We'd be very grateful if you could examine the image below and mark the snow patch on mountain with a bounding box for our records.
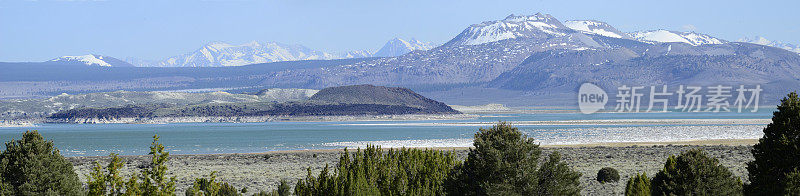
[50,55,133,67]
[374,38,434,57]
[564,20,628,39]
[339,50,374,58]
[738,36,800,54]
[629,30,726,46]
[130,41,338,67]
[446,13,571,46]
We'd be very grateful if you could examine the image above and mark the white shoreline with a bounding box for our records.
[338,118,771,126]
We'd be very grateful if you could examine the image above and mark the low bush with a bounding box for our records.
[253,180,291,196]
[596,167,620,183]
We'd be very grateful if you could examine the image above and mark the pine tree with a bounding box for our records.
[0,130,84,195]
[87,153,126,196]
[294,146,457,195]
[140,135,176,196]
[624,172,650,196]
[445,122,582,196]
[784,170,800,196]
[746,92,800,195]
[651,149,742,195]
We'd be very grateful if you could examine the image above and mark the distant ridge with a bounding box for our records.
[50,54,134,67]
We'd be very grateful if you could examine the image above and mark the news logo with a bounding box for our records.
[578,83,607,114]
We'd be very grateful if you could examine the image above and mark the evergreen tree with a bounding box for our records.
[140,135,176,196]
[295,146,457,195]
[0,172,12,196]
[746,92,800,195]
[624,172,650,196]
[651,149,742,196]
[0,130,84,195]
[536,152,582,195]
[87,153,126,196]
[273,180,291,196]
[785,170,800,196]
[445,122,581,196]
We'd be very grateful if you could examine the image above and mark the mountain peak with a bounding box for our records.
[564,20,629,39]
[629,30,726,46]
[446,13,571,46]
[738,36,800,54]
[49,54,133,67]
[374,37,434,57]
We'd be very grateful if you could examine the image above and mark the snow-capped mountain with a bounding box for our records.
[130,41,338,67]
[738,36,800,54]
[373,38,434,57]
[629,30,726,46]
[49,54,134,67]
[445,13,573,46]
[340,50,374,58]
[563,20,630,39]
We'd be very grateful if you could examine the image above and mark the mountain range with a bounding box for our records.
[5,12,800,107]
[738,36,800,54]
[50,38,435,67]
[49,55,135,67]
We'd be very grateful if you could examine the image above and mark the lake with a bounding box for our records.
[0,110,775,156]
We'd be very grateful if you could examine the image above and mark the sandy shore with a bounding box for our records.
[68,140,756,195]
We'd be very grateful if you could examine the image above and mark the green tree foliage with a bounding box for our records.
[140,135,177,196]
[87,153,127,196]
[0,170,12,196]
[87,135,175,196]
[185,171,241,196]
[596,167,620,183]
[252,180,290,196]
[294,146,457,196]
[785,170,800,196]
[746,92,800,195]
[445,122,581,196]
[624,172,651,196]
[0,130,83,195]
[651,149,742,196]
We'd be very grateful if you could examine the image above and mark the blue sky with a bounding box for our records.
[1,0,798,62]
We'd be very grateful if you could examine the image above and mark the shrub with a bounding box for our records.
[253,180,291,196]
[746,92,800,195]
[294,145,457,196]
[596,167,620,183]
[624,172,650,196]
[651,149,742,196]
[186,171,223,196]
[0,130,84,195]
[445,122,581,195]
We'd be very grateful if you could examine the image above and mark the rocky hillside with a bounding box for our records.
[42,85,459,122]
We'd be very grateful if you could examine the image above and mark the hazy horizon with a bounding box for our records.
[1,0,798,62]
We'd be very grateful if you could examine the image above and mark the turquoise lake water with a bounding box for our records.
[0,110,775,156]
